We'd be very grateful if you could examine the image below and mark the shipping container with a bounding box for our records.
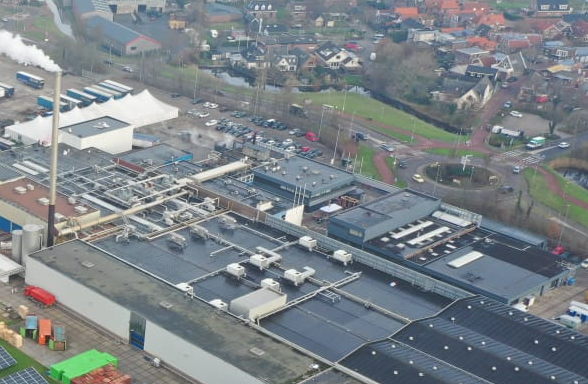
[0,82,15,97]
[16,71,45,89]
[83,87,112,103]
[66,88,97,106]
[102,79,134,95]
[60,94,84,109]
[92,84,124,99]
[99,80,132,96]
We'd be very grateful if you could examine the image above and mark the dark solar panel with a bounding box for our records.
[0,367,49,384]
[0,346,16,371]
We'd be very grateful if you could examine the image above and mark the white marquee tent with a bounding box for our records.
[5,90,179,146]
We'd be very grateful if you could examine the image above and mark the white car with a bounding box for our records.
[510,110,523,118]
[412,174,425,183]
[282,138,293,146]
[207,102,219,109]
[581,259,588,269]
[380,143,394,152]
[198,112,210,118]
[205,119,218,126]
[558,142,571,149]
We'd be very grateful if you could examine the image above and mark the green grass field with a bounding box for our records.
[298,92,458,143]
[355,145,380,180]
[525,167,588,228]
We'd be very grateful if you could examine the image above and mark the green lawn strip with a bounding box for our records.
[525,168,588,228]
[298,92,458,142]
[385,156,408,188]
[425,148,486,158]
[546,168,588,206]
[32,15,65,39]
[355,145,381,180]
[0,339,59,383]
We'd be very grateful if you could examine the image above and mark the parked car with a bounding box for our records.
[512,166,521,174]
[198,112,210,118]
[380,143,394,152]
[122,66,134,73]
[558,142,571,149]
[412,174,425,183]
[509,110,522,118]
[551,246,565,255]
[503,101,512,109]
[499,185,514,194]
[192,98,203,104]
[205,119,219,126]
[170,93,182,98]
[581,259,588,268]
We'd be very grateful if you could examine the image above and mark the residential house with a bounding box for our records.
[246,1,278,20]
[497,33,543,53]
[454,47,489,64]
[273,54,298,72]
[431,76,494,109]
[288,3,306,23]
[467,37,497,51]
[242,41,270,70]
[290,47,317,72]
[476,13,506,30]
[314,41,362,71]
[534,0,572,17]
[395,7,419,21]
[572,20,588,42]
[465,65,498,81]
[533,19,571,39]
[412,29,437,44]
[474,24,492,37]
[543,44,575,60]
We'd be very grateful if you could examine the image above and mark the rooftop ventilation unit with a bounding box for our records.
[93,121,110,129]
[189,225,209,240]
[81,260,95,268]
[13,186,27,194]
[209,299,228,310]
[249,253,282,270]
[74,205,88,214]
[331,250,353,266]
[37,197,50,206]
[54,213,66,222]
[167,233,187,251]
[175,282,194,295]
[284,266,315,286]
[298,236,317,251]
[159,301,173,309]
[261,278,280,292]
[26,184,35,190]
[67,197,76,205]
[226,263,246,278]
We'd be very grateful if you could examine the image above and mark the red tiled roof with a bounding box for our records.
[440,0,459,10]
[478,13,506,26]
[467,37,498,51]
[441,27,465,33]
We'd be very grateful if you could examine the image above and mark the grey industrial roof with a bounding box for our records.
[30,240,314,383]
[117,143,196,168]
[86,16,159,46]
[205,2,243,16]
[481,217,546,246]
[61,116,129,138]
[0,164,22,183]
[331,190,437,229]
[341,296,588,384]
[252,156,354,193]
[73,0,111,15]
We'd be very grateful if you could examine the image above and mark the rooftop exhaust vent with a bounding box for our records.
[26,184,35,190]
[37,197,50,206]
[159,301,173,309]
[81,260,95,268]
[93,121,110,129]
[75,205,88,214]
[13,186,27,194]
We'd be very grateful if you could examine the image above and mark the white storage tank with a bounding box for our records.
[22,224,43,265]
[261,278,280,292]
[209,299,228,310]
[298,236,317,251]
[11,230,22,264]
[332,250,353,266]
[226,263,246,278]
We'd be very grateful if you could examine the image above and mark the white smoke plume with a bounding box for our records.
[0,30,61,72]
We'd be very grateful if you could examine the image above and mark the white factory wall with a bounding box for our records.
[0,200,46,235]
[25,257,131,339]
[143,321,264,384]
[60,125,134,154]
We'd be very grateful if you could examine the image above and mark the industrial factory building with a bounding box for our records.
[86,16,162,55]
[328,191,574,305]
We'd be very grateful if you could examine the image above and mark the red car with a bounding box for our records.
[551,246,564,255]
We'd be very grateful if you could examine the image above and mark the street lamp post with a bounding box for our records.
[331,124,342,165]
[410,117,416,143]
[318,105,326,139]
[557,204,571,247]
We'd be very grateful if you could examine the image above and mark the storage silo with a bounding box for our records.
[22,224,43,265]
[11,230,22,264]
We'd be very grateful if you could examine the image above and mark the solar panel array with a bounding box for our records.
[0,346,16,371]
[0,367,49,384]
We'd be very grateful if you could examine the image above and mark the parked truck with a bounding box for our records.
[24,286,56,307]
[37,96,69,112]
[16,71,45,89]
[0,82,15,97]
[526,136,546,149]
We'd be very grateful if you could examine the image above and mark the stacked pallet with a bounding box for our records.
[2,328,14,341]
[9,332,22,348]
[17,305,28,319]
[71,364,131,384]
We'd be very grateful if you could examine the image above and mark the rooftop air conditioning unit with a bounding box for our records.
[74,205,88,214]
[54,213,66,222]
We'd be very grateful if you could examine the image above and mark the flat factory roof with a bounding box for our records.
[60,116,130,138]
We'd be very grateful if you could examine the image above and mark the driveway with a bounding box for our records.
[501,112,550,137]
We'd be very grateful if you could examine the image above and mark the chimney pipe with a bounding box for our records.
[47,70,61,247]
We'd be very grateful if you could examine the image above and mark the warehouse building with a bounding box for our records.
[86,16,162,56]
[72,0,113,21]
[60,116,133,154]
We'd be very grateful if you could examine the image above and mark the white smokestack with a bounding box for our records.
[0,30,60,72]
